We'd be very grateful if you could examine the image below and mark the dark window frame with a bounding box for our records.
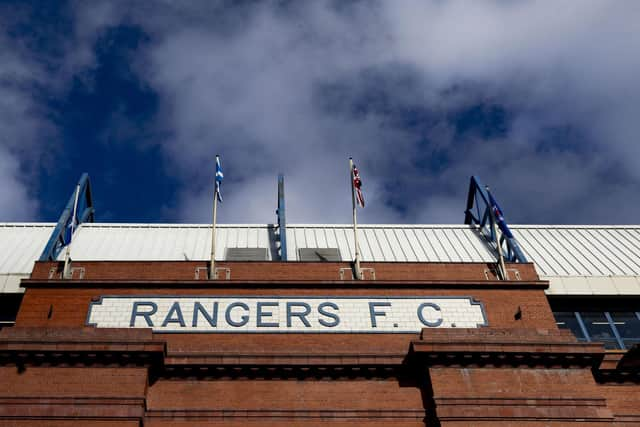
[554,309,640,350]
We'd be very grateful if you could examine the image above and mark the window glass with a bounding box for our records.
[549,299,640,350]
[610,312,640,349]
[622,339,640,349]
[0,294,23,329]
[610,312,640,338]
[553,312,587,341]
[580,312,620,349]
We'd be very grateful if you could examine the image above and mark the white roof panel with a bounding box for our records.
[4,223,640,297]
[48,223,500,264]
[509,225,640,277]
[0,223,54,275]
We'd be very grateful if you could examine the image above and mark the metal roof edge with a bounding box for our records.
[0,223,56,227]
[74,223,491,229]
[75,223,640,229]
[3,222,640,229]
[510,225,640,229]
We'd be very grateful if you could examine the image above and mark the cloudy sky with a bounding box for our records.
[1,0,639,225]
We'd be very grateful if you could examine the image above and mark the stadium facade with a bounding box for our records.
[0,177,639,426]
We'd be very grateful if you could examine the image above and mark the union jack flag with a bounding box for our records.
[352,164,364,208]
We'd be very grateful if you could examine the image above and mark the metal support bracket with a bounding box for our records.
[340,267,375,280]
[48,266,85,280]
[194,266,209,280]
[484,267,521,281]
[214,267,231,280]
[464,175,527,263]
[196,266,230,280]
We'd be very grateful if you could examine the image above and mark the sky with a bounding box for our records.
[1,0,640,225]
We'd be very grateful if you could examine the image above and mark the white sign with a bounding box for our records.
[87,296,487,333]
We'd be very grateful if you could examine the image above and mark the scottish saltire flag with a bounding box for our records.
[352,163,365,208]
[64,190,79,245]
[488,192,514,239]
[215,156,224,202]
[64,215,77,245]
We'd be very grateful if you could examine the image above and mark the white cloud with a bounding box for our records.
[3,1,640,225]
[126,0,640,224]
[139,2,405,223]
[0,29,47,220]
[0,146,38,221]
[0,1,122,221]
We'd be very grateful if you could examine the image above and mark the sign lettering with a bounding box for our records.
[87,296,487,333]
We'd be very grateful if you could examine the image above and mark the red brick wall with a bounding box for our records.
[430,367,614,424]
[1,260,637,425]
[144,420,423,427]
[0,367,148,422]
[0,422,139,427]
[30,260,541,282]
[0,367,147,398]
[598,384,640,424]
[146,378,424,414]
[15,287,557,361]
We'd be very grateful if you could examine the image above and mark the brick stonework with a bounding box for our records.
[0,260,637,426]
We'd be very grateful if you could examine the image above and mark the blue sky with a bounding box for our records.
[1,0,640,225]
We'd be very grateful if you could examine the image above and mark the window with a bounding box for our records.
[610,311,640,349]
[550,298,640,350]
[579,312,620,350]
[554,311,588,342]
[0,293,23,329]
[552,309,640,350]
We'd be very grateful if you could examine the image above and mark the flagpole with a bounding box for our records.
[63,184,80,279]
[486,186,508,280]
[349,157,362,280]
[209,155,220,280]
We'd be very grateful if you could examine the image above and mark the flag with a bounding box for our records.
[352,163,365,208]
[64,188,80,245]
[215,156,224,203]
[488,191,514,239]
[67,214,78,243]
[64,215,77,245]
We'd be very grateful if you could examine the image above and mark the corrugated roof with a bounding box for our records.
[511,225,640,295]
[55,223,498,264]
[4,222,640,275]
[0,223,54,274]
[0,223,55,293]
[46,223,640,274]
[4,222,640,295]
[512,225,640,276]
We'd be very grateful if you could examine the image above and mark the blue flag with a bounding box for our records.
[215,156,224,202]
[64,189,80,245]
[488,192,514,239]
[64,215,76,245]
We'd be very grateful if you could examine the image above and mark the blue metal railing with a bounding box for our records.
[39,173,95,261]
[464,175,527,263]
